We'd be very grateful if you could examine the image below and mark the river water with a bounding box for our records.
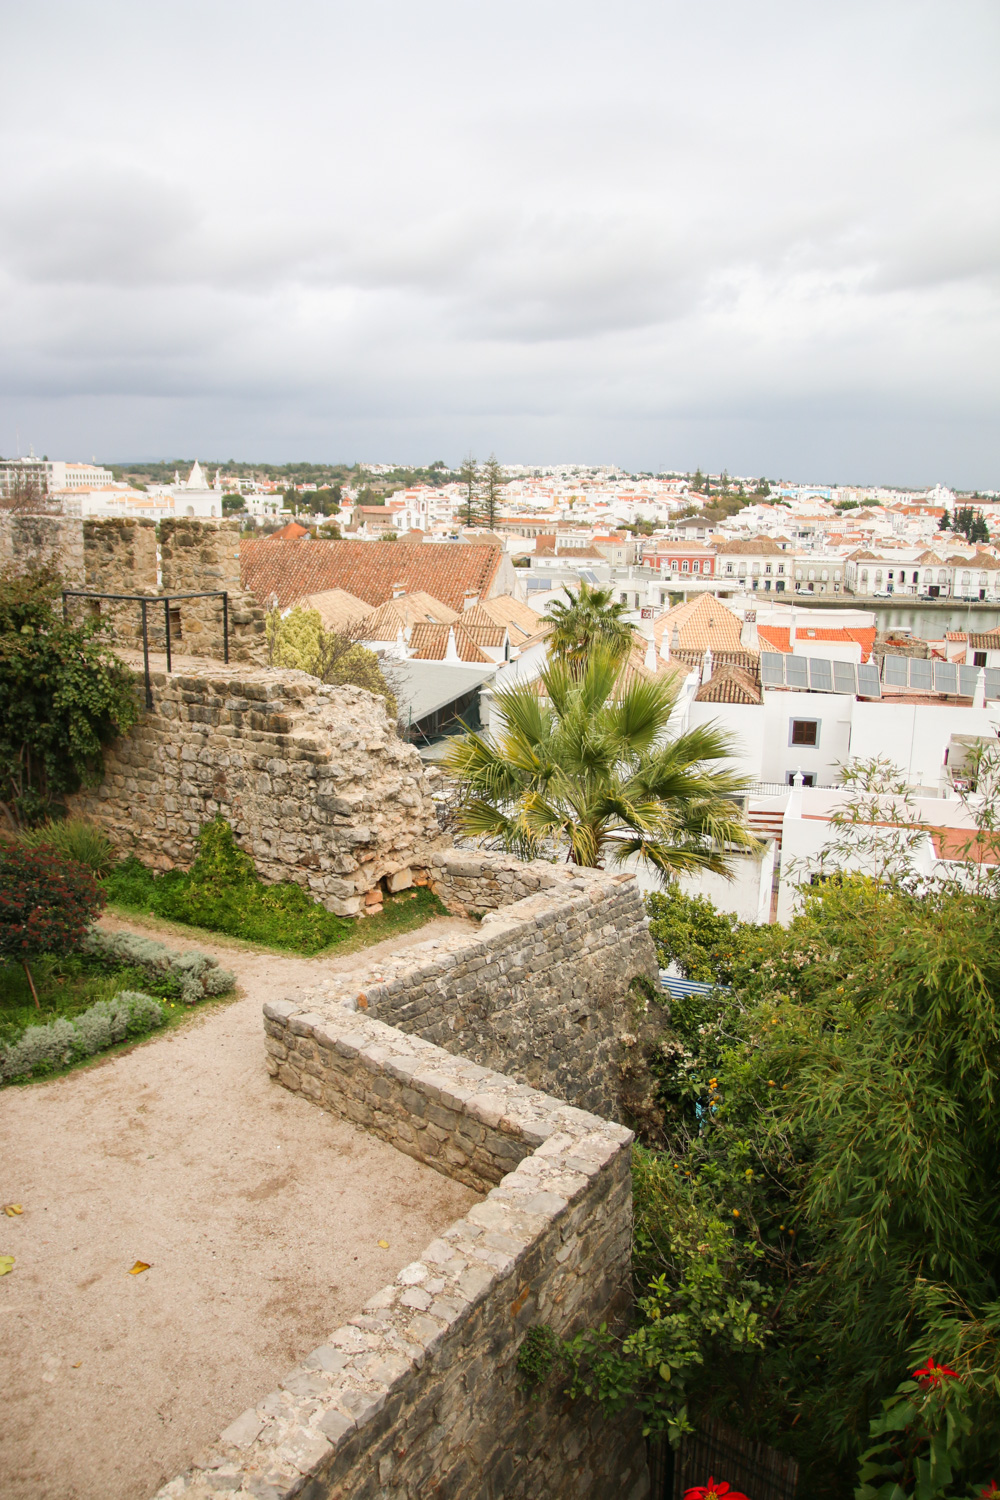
[850,600,1000,636]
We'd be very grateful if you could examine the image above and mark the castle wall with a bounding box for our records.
[69,659,446,913]
[155,1006,649,1500]
[159,518,266,663]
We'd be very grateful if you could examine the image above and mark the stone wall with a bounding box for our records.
[69,659,446,913]
[159,518,266,663]
[0,511,85,584]
[380,853,658,1116]
[155,1007,649,1500]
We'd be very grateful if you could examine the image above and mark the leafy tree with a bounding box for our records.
[542,580,635,667]
[938,510,951,532]
[691,469,705,492]
[0,567,139,828]
[443,646,758,878]
[480,453,506,530]
[221,493,244,514]
[458,455,480,527]
[266,606,397,717]
[0,843,104,1006]
[951,505,990,544]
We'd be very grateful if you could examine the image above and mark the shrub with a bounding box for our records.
[0,842,104,1006]
[0,989,165,1082]
[0,565,139,826]
[104,818,352,954]
[81,927,236,1003]
[18,817,117,877]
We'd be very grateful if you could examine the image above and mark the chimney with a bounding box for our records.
[644,636,658,672]
[660,626,671,663]
[463,590,479,610]
[392,582,406,600]
[788,612,797,646]
[671,623,681,654]
[702,645,714,683]
[444,626,461,664]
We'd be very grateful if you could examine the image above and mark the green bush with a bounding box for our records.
[81,927,236,1003]
[103,818,352,953]
[18,817,117,877]
[0,990,165,1083]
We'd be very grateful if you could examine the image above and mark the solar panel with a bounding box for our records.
[883,655,908,687]
[760,653,785,687]
[809,658,833,693]
[857,663,882,698]
[833,660,857,694]
[934,662,958,694]
[959,666,980,697]
[909,658,933,691]
[986,668,1000,701]
[785,656,809,689]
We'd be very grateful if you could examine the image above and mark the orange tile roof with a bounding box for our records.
[269,520,310,540]
[462,597,540,640]
[241,538,503,614]
[694,664,763,704]
[757,624,876,661]
[408,622,495,663]
[652,594,746,654]
[363,592,459,638]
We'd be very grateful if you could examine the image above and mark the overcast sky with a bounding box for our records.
[1,1,997,484]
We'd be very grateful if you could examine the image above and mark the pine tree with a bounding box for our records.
[480,454,506,531]
[458,455,480,528]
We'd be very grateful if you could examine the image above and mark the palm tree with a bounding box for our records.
[542,581,634,667]
[443,647,760,880]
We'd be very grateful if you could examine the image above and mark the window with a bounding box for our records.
[764,563,772,574]
[692,561,700,573]
[790,719,819,747]
[861,569,868,585]
[682,560,689,572]
[726,562,734,574]
[168,607,183,640]
[787,771,817,787]
[974,651,987,667]
[777,563,784,574]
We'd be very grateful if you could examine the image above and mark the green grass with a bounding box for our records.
[0,951,184,1049]
[103,862,448,957]
[100,821,449,956]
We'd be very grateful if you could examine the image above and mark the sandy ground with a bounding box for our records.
[0,914,478,1500]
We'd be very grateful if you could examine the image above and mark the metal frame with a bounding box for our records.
[61,589,229,708]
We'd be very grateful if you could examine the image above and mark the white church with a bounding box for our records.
[149,460,226,518]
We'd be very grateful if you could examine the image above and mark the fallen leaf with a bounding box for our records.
[0,1255,14,1276]
[3,1204,22,1217]
[377,1240,389,1249]
[72,1362,82,1368]
[128,1261,151,1275]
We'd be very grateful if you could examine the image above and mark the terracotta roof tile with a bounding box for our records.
[241,538,504,614]
[694,664,763,704]
[408,622,494,662]
[652,594,746,654]
[363,592,459,638]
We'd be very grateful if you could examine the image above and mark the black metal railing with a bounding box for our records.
[61,589,229,708]
[649,1421,798,1500]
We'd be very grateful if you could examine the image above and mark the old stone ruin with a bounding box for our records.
[156,853,658,1500]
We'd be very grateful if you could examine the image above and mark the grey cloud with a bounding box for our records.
[0,0,997,482]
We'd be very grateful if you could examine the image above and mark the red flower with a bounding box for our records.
[684,1481,749,1500]
[912,1357,960,1389]
[978,1484,999,1498]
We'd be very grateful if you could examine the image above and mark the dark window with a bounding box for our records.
[788,771,817,786]
[169,607,183,640]
[974,651,987,667]
[790,719,819,747]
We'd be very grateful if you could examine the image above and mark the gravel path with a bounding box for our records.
[0,913,478,1500]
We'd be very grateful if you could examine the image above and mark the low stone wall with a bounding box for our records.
[70,660,446,912]
[270,852,659,1118]
[156,1007,649,1500]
